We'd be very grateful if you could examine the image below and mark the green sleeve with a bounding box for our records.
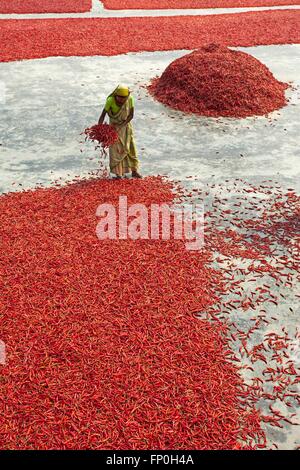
[104,96,113,112]
[130,95,134,109]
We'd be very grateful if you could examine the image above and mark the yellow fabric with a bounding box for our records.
[115,85,129,97]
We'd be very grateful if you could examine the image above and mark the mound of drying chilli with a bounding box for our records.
[102,0,300,9]
[84,123,119,150]
[0,176,264,449]
[148,44,288,118]
[0,0,92,14]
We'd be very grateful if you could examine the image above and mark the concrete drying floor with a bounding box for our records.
[0,44,299,194]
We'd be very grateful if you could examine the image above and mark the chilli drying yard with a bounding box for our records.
[0,0,299,451]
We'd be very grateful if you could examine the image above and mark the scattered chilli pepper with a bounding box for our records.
[1,174,299,449]
[0,176,265,450]
[0,10,300,63]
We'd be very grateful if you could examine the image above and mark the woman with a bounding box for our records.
[98,85,142,179]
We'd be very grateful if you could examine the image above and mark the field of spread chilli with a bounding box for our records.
[0,0,299,454]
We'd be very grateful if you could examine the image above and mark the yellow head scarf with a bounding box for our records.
[114,84,130,97]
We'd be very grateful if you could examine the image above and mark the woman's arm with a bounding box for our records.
[98,108,107,125]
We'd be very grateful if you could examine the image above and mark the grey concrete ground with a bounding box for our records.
[0,45,299,448]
